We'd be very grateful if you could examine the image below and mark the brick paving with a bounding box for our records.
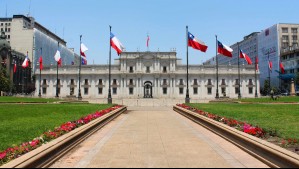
[51,107,268,168]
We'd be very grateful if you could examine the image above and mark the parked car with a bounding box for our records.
[296,90,299,96]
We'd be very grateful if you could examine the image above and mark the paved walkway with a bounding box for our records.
[51,107,268,168]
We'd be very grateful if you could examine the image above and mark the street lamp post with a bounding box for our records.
[185,26,190,103]
[237,43,242,99]
[78,35,82,100]
[108,26,112,104]
[215,35,219,99]
[38,48,42,97]
[255,55,258,98]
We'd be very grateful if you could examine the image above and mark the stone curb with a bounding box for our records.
[1,106,127,168]
[173,105,299,168]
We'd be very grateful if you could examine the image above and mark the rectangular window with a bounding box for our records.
[194,79,198,85]
[42,88,47,94]
[179,88,184,94]
[179,79,184,85]
[282,35,289,40]
[208,79,212,85]
[221,88,226,94]
[249,79,253,85]
[282,28,288,33]
[84,88,88,95]
[99,79,103,85]
[113,79,117,85]
[98,88,103,95]
[193,87,198,95]
[207,88,212,95]
[249,87,253,94]
[290,69,295,73]
[113,88,117,95]
[221,79,226,85]
[163,66,167,73]
[293,35,298,41]
[292,28,298,33]
[129,88,134,95]
[84,79,88,85]
[146,67,150,73]
[129,79,133,85]
[235,87,240,94]
[129,66,134,73]
[235,79,239,85]
[43,79,47,85]
[163,88,167,95]
[163,79,167,85]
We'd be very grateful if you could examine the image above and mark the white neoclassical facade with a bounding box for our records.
[35,51,260,101]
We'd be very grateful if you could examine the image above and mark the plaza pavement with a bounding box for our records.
[51,106,268,168]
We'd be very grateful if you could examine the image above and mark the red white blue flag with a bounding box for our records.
[280,61,285,74]
[268,60,273,72]
[188,32,208,52]
[22,52,30,68]
[54,50,62,66]
[239,50,252,65]
[110,33,125,55]
[80,43,88,65]
[218,41,233,57]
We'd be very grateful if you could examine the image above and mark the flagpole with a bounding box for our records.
[185,25,190,103]
[56,42,59,98]
[215,35,219,99]
[268,52,271,93]
[255,55,258,98]
[108,26,112,104]
[238,43,241,99]
[38,48,42,97]
[78,35,82,100]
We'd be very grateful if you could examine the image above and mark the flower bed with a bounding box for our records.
[0,105,123,165]
[177,104,266,138]
[176,104,298,150]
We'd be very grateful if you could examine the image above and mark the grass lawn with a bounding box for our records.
[187,103,299,140]
[0,97,59,103]
[0,104,113,151]
[237,96,299,103]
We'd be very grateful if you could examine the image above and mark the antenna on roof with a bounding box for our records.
[5,4,7,17]
[27,0,32,17]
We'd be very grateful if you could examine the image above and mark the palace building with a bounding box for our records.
[35,51,260,101]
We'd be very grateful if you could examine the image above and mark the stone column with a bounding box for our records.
[290,79,296,96]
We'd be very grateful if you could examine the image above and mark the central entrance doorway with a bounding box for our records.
[144,81,153,98]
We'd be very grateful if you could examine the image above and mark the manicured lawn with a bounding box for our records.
[187,103,299,140]
[237,96,299,103]
[0,97,59,103]
[0,104,113,151]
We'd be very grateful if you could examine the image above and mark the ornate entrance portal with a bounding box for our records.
[144,81,153,98]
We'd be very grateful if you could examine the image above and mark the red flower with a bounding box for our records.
[0,152,6,160]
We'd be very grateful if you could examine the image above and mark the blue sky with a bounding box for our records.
[1,0,299,65]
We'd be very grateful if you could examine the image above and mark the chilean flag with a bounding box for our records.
[54,50,62,66]
[239,50,252,65]
[188,32,208,52]
[280,61,285,74]
[268,61,273,72]
[13,61,17,73]
[110,33,125,55]
[256,56,259,71]
[147,35,150,48]
[39,56,43,70]
[218,41,233,57]
[22,54,30,68]
[81,43,88,65]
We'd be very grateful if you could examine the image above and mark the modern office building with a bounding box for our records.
[0,15,79,72]
[35,51,259,100]
[204,23,299,89]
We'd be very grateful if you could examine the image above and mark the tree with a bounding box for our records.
[260,80,270,96]
[0,66,11,93]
